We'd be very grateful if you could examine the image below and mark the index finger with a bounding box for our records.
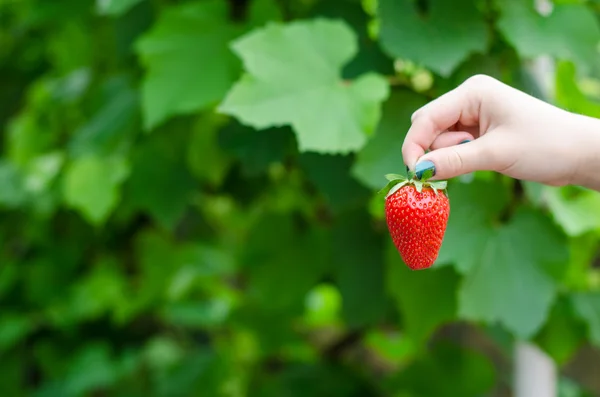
[402,80,482,169]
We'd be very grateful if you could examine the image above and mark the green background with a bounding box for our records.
[2,0,600,395]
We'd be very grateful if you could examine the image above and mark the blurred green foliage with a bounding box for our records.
[2,0,600,395]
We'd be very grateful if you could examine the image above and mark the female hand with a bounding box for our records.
[403,74,600,190]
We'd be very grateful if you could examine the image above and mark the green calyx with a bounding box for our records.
[378,172,448,199]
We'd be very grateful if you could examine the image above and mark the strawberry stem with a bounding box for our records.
[379,172,448,198]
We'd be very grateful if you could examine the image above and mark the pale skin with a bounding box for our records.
[403,74,600,192]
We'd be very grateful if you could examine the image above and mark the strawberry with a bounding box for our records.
[381,172,449,270]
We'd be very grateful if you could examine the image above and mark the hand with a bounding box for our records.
[402,74,600,190]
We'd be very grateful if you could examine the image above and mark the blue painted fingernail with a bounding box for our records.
[415,160,436,180]
[459,139,471,144]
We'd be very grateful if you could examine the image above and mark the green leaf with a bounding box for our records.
[48,22,93,72]
[459,208,568,338]
[116,231,183,321]
[307,0,394,79]
[546,185,600,236]
[378,0,489,76]
[69,76,139,157]
[247,0,283,26]
[442,53,506,92]
[0,161,27,208]
[218,120,295,177]
[555,61,600,118]
[564,234,599,291]
[571,292,600,348]
[352,90,428,189]
[0,313,35,352]
[364,329,417,365]
[245,214,331,313]
[96,0,143,16]
[255,363,378,397]
[67,258,127,322]
[0,263,18,299]
[187,115,232,186]
[497,0,600,72]
[160,300,231,328]
[303,284,342,327]
[0,352,25,397]
[144,337,185,370]
[152,349,227,397]
[332,210,387,327]
[392,341,496,397]
[23,152,64,195]
[219,19,390,154]
[387,242,460,345]
[534,296,585,365]
[437,181,510,272]
[124,128,197,229]
[63,154,130,225]
[299,152,371,212]
[439,181,568,338]
[63,343,122,395]
[136,0,242,129]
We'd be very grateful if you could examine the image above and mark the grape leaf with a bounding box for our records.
[96,0,143,16]
[245,214,330,313]
[555,61,600,118]
[308,0,394,79]
[248,0,283,26]
[69,76,139,157]
[218,120,295,177]
[534,296,585,364]
[0,161,27,208]
[497,0,600,72]
[63,343,121,395]
[63,155,130,225]
[545,185,600,236]
[332,210,387,327]
[458,208,568,338]
[0,313,34,352]
[124,129,196,229]
[67,258,127,322]
[187,115,232,186]
[571,292,600,348]
[160,301,231,328]
[255,362,378,397]
[218,19,390,154]
[387,242,459,345]
[439,181,568,338]
[436,181,510,272]
[393,341,496,397]
[116,231,182,321]
[378,0,489,76]
[352,89,428,189]
[152,349,226,397]
[136,0,242,129]
[300,153,371,212]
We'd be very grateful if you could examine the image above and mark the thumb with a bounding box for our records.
[413,139,493,181]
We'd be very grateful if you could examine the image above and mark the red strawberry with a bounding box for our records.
[381,173,449,270]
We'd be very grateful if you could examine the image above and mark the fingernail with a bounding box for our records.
[415,160,436,180]
[459,139,471,144]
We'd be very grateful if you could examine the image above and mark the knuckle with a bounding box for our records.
[410,109,421,122]
[463,74,497,91]
[449,148,465,173]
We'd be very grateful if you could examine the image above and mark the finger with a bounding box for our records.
[430,131,475,150]
[415,137,495,180]
[403,80,483,169]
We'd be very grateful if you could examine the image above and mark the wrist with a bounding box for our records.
[569,113,600,191]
